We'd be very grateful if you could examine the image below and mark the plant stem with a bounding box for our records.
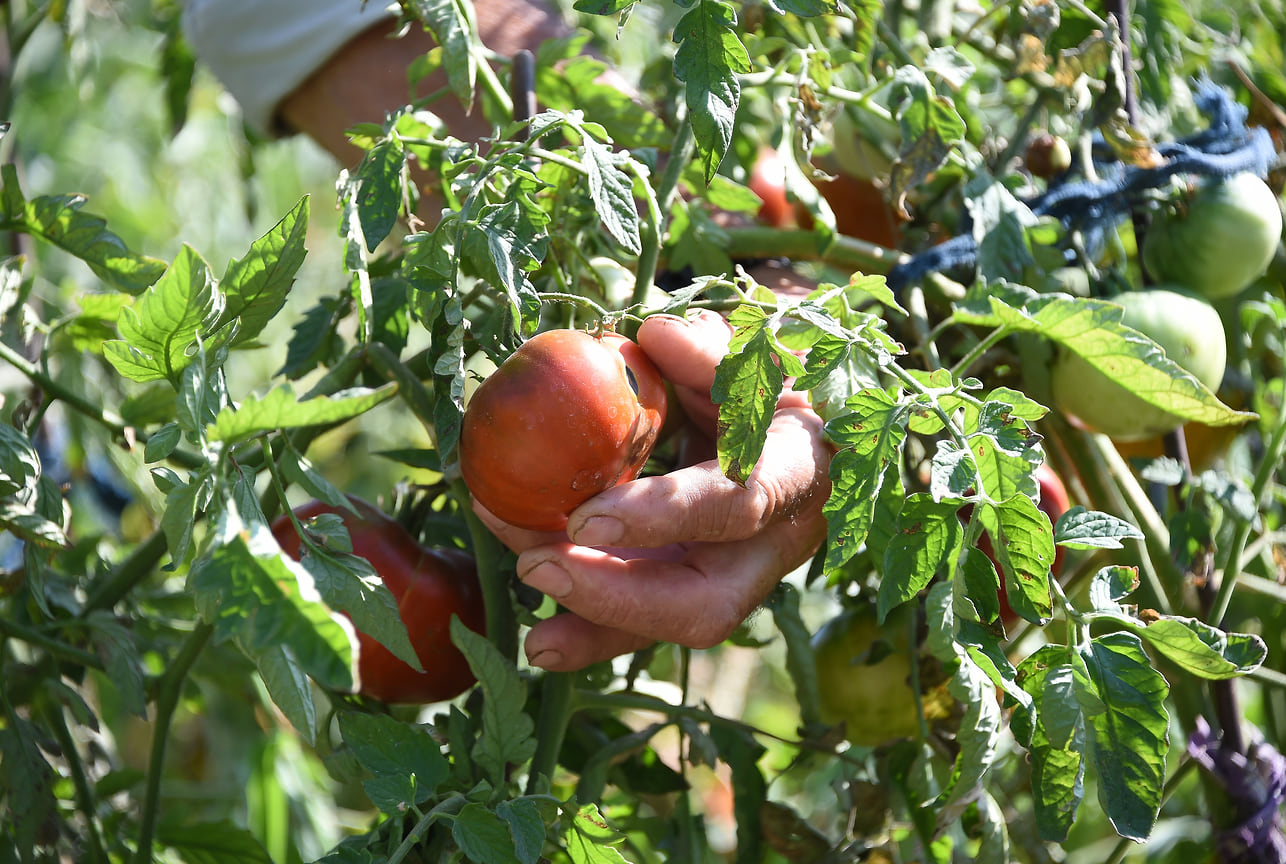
[133,621,213,864]
[454,478,518,663]
[1208,402,1286,627]
[526,671,575,794]
[45,698,106,863]
[82,528,170,614]
[0,616,104,669]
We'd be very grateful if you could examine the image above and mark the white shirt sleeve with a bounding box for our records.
[181,0,399,134]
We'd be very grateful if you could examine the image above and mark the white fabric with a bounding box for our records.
[181,0,399,133]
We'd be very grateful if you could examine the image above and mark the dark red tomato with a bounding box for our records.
[271,497,485,704]
[970,463,1071,625]
[459,329,667,532]
[749,146,795,228]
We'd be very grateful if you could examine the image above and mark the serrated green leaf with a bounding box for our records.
[580,134,642,254]
[710,723,767,864]
[712,326,782,484]
[1114,615,1266,680]
[1054,506,1144,549]
[454,618,537,784]
[356,141,404,253]
[86,611,147,717]
[0,423,40,498]
[822,388,909,569]
[928,439,977,499]
[454,803,523,864]
[672,0,749,182]
[103,245,223,383]
[1079,633,1169,842]
[206,383,396,443]
[1088,565,1141,612]
[954,291,1255,428]
[989,494,1056,623]
[933,656,1002,822]
[1014,647,1086,842]
[0,720,57,856]
[188,502,355,691]
[408,0,477,106]
[218,197,308,345]
[566,803,631,864]
[254,645,319,744]
[338,711,448,813]
[879,494,962,620]
[498,798,546,864]
[0,164,166,294]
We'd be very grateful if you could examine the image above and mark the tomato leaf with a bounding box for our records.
[822,388,909,570]
[879,494,963,621]
[452,618,537,785]
[712,324,782,484]
[354,139,405,253]
[566,803,631,864]
[104,245,224,383]
[189,502,356,693]
[1054,507,1144,549]
[672,0,749,183]
[153,819,273,864]
[406,0,478,109]
[768,584,824,728]
[217,196,308,345]
[988,494,1056,624]
[954,287,1256,428]
[709,724,768,864]
[453,803,524,864]
[206,383,397,443]
[1012,647,1086,842]
[0,163,166,294]
[254,645,319,744]
[579,133,642,255]
[338,711,449,814]
[1107,614,1267,680]
[86,611,147,718]
[1077,634,1169,842]
[498,798,547,864]
[934,655,1003,824]
[0,422,41,498]
[0,718,58,855]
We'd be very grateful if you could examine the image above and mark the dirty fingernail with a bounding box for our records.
[526,648,565,670]
[572,515,624,547]
[519,559,573,599]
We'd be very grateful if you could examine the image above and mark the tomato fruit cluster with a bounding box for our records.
[459,329,668,531]
[1141,172,1283,300]
[811,603,920,746]
[271,497,486,704]
[1050,287,1227,441]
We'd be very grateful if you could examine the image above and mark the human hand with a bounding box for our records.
[475,309,832,672]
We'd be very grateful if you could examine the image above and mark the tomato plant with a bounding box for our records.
[811,602,921,746]
[4,0,1285,862]
[1141,171,1284,299]
[1051,287,1228,440]
[271,497,486,704]
[459,329,667,531]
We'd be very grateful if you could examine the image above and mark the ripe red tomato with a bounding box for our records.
[748,146,795,228]
[972,463,1071,625]
[459,329,668,531]
[271,497,486,704]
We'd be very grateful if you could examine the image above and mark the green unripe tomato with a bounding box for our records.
[1051,288,1227,441]
[811,604,920,746]
[1141,172,1283,300]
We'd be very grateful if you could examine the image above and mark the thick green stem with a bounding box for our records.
[526,671,575,794]
[0,616,104,669]
[454,479,518,663]
[133,622,213,864]
[82,528,169,614]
